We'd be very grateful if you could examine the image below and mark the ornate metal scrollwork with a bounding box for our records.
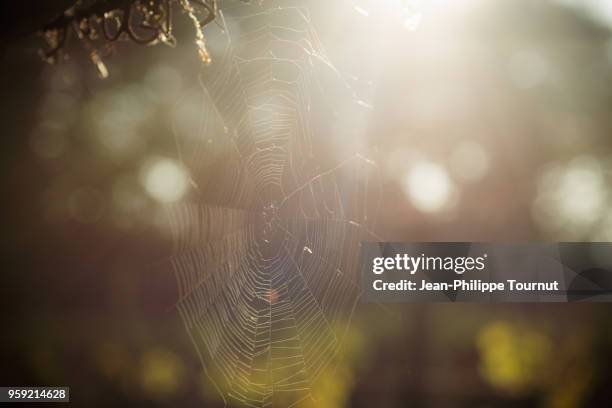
[40,0,224,78]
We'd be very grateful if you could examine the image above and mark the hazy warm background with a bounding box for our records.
[2,0,612,406]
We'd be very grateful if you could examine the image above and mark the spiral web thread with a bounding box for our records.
[169,1,380,406]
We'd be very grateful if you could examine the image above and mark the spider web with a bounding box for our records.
[169,1,381,406]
